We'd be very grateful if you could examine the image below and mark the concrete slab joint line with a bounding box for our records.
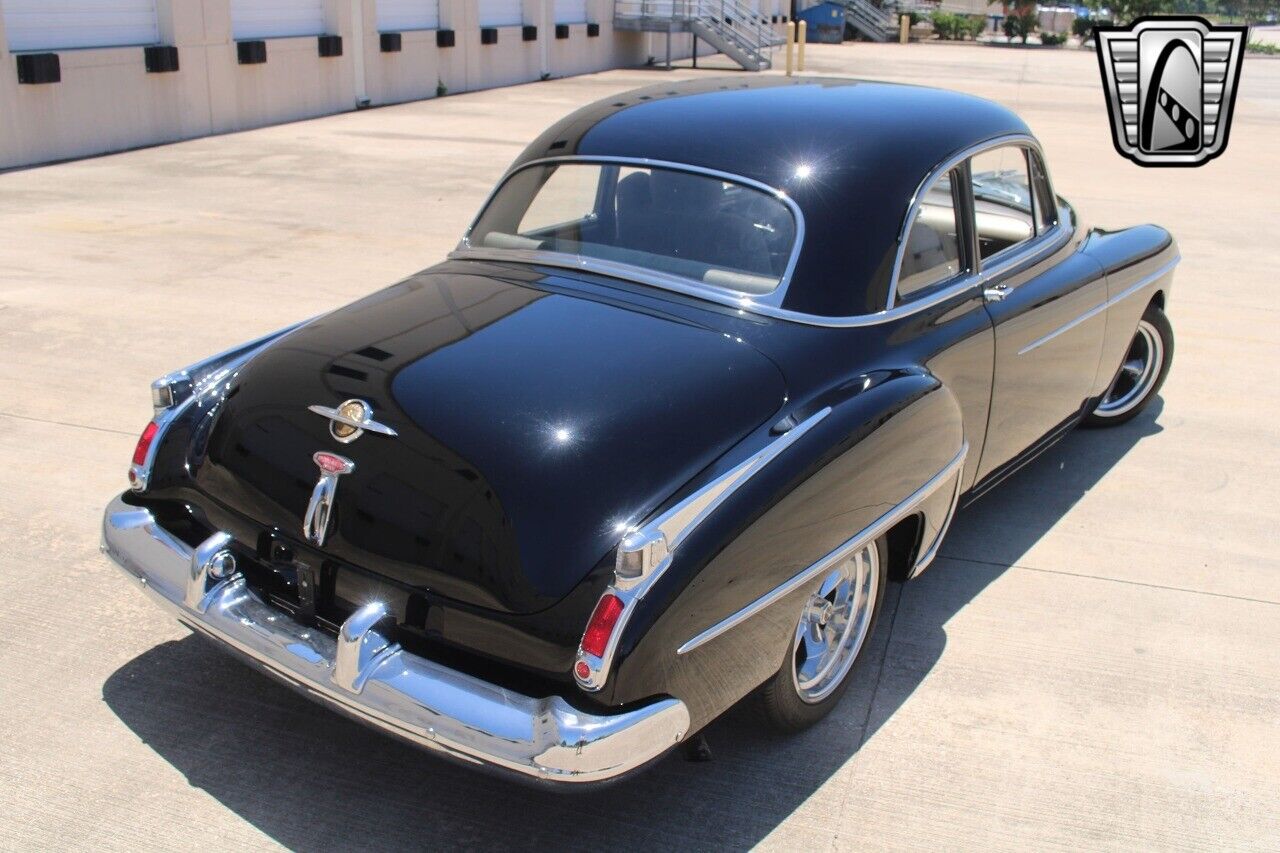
[1,41,1278,851]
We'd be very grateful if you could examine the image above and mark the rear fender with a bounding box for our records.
[607,369,966,730]
[1083,225,1179,397]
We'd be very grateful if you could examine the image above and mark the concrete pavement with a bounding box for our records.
[0,42,1277,851]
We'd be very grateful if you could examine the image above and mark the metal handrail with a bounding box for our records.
[615,0,782,62]
[842,0,896,34]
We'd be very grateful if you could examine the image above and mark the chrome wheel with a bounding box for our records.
[790,542,879,704]
[1096,319,1163,418]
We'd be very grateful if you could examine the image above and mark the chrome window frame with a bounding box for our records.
[451,155,806,310]
[887,133,1068,311]
[890,164,971,305]
[963,142,1044,274]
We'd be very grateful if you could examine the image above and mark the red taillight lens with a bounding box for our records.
[581,593,624,658]
[132,421,159,466]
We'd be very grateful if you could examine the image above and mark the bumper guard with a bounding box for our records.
[101,495,689,785]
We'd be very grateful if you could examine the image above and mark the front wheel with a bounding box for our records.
[757,536,888,732]
[1084,303,1174,427]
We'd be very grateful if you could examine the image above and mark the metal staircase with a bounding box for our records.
[839,0,898,42]
[615,1,785,71]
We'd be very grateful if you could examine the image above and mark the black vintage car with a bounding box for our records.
[103,77,1177,785]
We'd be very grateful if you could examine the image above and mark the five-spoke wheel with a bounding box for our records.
[758,536,888,731]
[1085,302,1174,427]
[791,544,879,704]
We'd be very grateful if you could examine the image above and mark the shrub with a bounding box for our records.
[1040,31,1067,45]
[1247,41,1280,55]
[932,11,986,40]
[932,11,962,39]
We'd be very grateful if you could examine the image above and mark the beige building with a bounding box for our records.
[0,0,790,170]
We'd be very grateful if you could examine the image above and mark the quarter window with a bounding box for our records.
[896,170,964,301]
[968,146,1036,262]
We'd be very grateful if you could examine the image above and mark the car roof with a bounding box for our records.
[512,76,1033,317]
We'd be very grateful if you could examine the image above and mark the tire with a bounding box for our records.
[757,535,889,733]
[1084,302,1174,428]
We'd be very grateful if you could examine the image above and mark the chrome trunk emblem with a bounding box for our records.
[304,451,354,546]
[308,399,397,444]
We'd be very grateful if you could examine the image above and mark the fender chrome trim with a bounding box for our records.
[677,442,968,656]
[1017,255,1180,356]
[102,496,690,785]
[574,407,832,692]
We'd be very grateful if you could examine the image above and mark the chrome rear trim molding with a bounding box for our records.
[908,462,964,579]
[1017,255,1179,356]
[575,406,832,692]
[677,442,968,656]
[102,496,689,785]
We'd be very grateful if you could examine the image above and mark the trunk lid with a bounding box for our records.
[192,264,787,613]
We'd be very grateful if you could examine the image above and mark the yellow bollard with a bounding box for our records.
[797,21,807,72]
[785,21,795,76]
[899,13,910,44]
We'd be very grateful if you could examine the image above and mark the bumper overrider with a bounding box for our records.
[101,495,690,785]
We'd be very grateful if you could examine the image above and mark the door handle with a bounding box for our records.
[983,284,1011,302]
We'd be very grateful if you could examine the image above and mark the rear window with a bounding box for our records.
[465,162,799,297]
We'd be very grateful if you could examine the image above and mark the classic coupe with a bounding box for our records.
[102,78,1176,785]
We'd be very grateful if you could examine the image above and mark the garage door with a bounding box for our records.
[377,0,440,31]
[553,0,589,24]
[230,0,326,40]
[477,0,523,27]
[4,0,159,52]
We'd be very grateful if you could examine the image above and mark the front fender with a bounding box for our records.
[607,369,966,730]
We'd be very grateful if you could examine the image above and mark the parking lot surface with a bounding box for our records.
[1,42,1277,851]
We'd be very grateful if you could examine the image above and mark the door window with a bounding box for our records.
[968,146,1036,263]
[896,170,964,301]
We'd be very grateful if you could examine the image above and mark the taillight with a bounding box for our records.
[581,593,624,658]
[128,420,161,491]
[575,592,627,692]
[132,421,159,466]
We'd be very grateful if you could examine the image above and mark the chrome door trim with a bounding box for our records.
[1016,255,1179,356]
[676,442,969,656]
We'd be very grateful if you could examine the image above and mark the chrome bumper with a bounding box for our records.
[101,495,689,785]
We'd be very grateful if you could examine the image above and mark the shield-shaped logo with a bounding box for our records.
[1095,16,1246,167]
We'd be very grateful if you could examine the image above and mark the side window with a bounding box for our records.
[968,146,1035,262]
[1027,150,1057,233]
[896,170,963,301]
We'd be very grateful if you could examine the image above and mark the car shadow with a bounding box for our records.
[103,405,1162,851]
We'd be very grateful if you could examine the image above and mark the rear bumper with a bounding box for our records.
[101,495,689,786]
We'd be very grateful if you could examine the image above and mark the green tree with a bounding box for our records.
[1082,0,1175,23]
[998,0,1039,42]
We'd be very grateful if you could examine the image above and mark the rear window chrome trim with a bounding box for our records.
[454,155,805,309]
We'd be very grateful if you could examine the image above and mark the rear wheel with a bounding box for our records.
[757,536,888,732]
[1084,303,1173,427]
